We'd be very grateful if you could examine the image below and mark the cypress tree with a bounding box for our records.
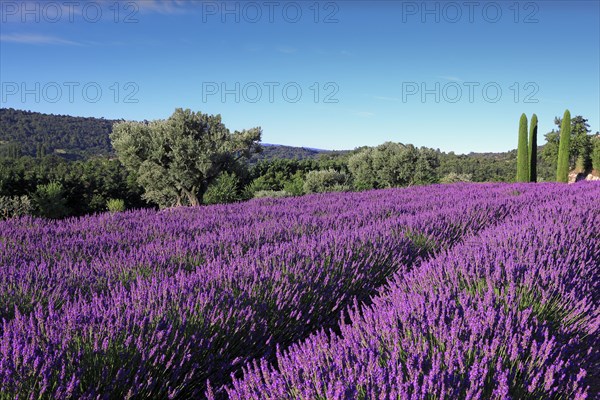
[556,109,571,182]
[516,113,529,182]
[528,114,538,182]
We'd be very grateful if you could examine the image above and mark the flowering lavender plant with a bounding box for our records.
[1,183,597,398]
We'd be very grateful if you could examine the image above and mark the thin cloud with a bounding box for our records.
[0,33,81,46]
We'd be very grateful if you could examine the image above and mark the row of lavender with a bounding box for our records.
[0,185,479,322]
[225,182,600,399]
[0,184,572,398]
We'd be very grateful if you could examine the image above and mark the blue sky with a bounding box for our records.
[1,0,599,153]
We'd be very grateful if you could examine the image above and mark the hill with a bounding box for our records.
[250,144,349,164]
[0,108,116,159]
[0,108,343,162]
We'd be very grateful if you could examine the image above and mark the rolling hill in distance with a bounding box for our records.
[1,108,516,162]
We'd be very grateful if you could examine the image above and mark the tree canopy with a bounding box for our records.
[348,142,439,189]
[110,108,261,208]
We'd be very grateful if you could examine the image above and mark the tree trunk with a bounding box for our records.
[181,187,200,207]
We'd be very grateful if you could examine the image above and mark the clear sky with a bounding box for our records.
[1,0,599,153]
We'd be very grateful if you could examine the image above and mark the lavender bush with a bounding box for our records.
[1,183,597,398]
[225,182,600,399]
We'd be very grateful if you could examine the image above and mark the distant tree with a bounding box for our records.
[347,148,377,190]
[543,114,592,173]
[557,110,571,182]
[570,116,592,171]
[303,169,350,194]
[528,114,538,182]
[110,108,261,208]
[33,181,69,219]
[373,142,419,187]
[414,147,440,184]
[516,113,529,182]
[348,143,438,189]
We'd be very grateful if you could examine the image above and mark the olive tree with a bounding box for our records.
[110,108,261,208]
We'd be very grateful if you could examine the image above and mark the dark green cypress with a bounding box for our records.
[556,110,571,182]
[516,113,529,182]
[528,114,538,182]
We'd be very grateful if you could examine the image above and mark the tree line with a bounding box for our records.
[1,108,598,219]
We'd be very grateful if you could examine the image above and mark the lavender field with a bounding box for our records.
[1,183,598,399]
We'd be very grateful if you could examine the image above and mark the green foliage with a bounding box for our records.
[33,182,69,219]
[0,195,32,220]
[557,110,571,182]
[0,155,146,217]
[1,143,22,159]
[242,176,271,199]
[110,108,261,208]
[243,158,324,198]
[282,172,305,196]
[439,172,473,183]
[303,169,350,194]
[0,108,114,158]
[347,148,377,190]
[106,198,126,213]
[571,116,593,172]
[203,172,241,205]
[437,150,517,182]
[543,114,593,177]
[516,113,529,182]
[592,135,600,172]
[249,144,336,164]
[414,147,440,184]
[528,114,538,182]
[348,143,439,189]
[374,142,419,187]
[253,190,291,199]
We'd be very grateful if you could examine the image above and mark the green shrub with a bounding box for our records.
[242,176,272,199]
[282,172,305,196]
[303,169,350,194]
[0,195,32,220]
[204,172,240,205]
[106,198,126,213]
[33,182,69,219]
[253,190,291,199]
[440,172,473,184]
